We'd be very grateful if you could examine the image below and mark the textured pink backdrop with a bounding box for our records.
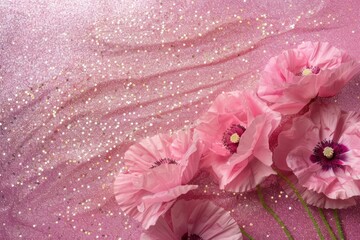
[1,0,360,239]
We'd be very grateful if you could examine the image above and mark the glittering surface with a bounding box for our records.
[1,0,360,239]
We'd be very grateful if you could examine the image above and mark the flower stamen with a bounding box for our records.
[150,158,177,169]
[230,133,240,143]
[302,68,312,76]
[299,66,320,76]
[310,140,348,171]
[222,124,246,154]
[323,146,334,159]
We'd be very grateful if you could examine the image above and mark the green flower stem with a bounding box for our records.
[318,208,337,240]
[256,185,294,240]
[275,170,325,240]
[334,209,345,240]
[240,227,255,240]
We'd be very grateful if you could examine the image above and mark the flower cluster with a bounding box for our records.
[114,42,360,239]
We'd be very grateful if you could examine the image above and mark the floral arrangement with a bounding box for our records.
[114,42,360,240]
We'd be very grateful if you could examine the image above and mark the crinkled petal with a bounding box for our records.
[307,102,342,140]
[180,141,204,184]
[114,173,148,216]
[301,42,351,68]
[138,185,198,229]
[141,185,198,208]
[274,117,319,171]
[342,150,360,179]
[207,91,268,121]
[171,200,242,240]
[222,158,275,192]
[141,217,178,240]
[140,164,184,192]
[280,172,357,209]
[170,129,195,159]
[338,112,360,148]
[200,151,228,183]
[250,113,281,165]
[317,61,360,97]
[124,134,173,172]
[114,169,198,229]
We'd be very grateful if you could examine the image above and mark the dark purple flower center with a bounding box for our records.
[310,140,348,171]
[150,158,177,169]
[222,124,246,154]
[297,65,320,76]
[181,233,203,240]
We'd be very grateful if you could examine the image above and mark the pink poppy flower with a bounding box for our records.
[113,129,204,229]
[195,91,281,192]
[274,102,360,208]
[141,199,242,240]
[258,42,360,114]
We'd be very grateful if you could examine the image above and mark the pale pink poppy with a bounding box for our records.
[195,91,281,192]
[258,42,360,114]
[141,199,242,240]
[274,101,360,208]
[113,129,204,229]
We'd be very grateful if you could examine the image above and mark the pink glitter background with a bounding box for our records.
[1,0,360,239]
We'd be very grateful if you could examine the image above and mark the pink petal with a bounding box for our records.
[141,164,184,192]
[280,172,357,209]
[124,134,173,172]
[317,61,360,97]
[301,42,351,69]
[274,116,318,171]
[301,189,357,209]
[342,150,360,179]
[170,129,195,159]
[141,217,178,240]
[249,113,281,165]
[286,146,316,172]
[141,185,198,207]
[200,151,228,183]
[171,200,243,240]
[180,141,204,184]
[139,185,198,229]
[223,159,275,192]
[338,111,360,148]
[307,102,342,140]
[218,153,250,190]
